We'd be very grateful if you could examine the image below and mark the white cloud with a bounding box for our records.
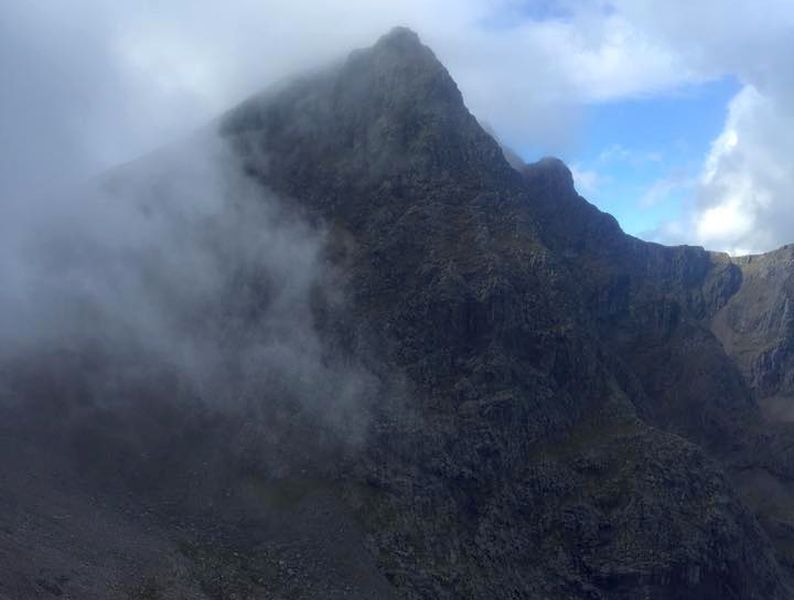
[689,85,794,254]
[638,174,694,208]
[610,0,794,254]
[570,164,606,196]
[0,0,705,201]
[649,83,794,255]
[3,0,794,256]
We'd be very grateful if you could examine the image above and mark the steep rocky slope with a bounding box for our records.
[712,245,794,420]
[218,27,792,598]
[3,26,794,599]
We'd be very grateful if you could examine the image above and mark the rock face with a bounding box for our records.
[218,27,793,598]
[712,245,794,418]
[4,26,794,599]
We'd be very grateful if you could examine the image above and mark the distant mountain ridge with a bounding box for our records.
[3,26,794,599]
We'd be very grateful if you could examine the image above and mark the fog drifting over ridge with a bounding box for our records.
[0,128,376,441]
[2,1,794,256]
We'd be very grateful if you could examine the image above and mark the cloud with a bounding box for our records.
[0,129,376,444]
[2,0,793,255]
[570,164,606,196]
[688,85,794,254]
[0,0,704,203]
[638,173,694,209]
[617,0,794,253]
[612,0,794,96]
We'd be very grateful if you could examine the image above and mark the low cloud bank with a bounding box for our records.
[0,129,376,454]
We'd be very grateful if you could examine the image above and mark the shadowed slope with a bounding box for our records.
[220,26,790,598]
[1,26,793,600]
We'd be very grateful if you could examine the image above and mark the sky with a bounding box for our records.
[2,0,794,255]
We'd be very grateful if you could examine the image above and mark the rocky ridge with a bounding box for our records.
[3,26,794,599]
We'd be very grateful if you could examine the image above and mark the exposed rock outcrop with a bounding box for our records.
[3,26,794,599]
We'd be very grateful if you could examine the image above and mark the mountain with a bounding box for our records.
[4,26,794,599]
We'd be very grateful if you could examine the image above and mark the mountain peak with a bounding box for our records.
[535,156,574,185]
[9,25,794,600]
[374,26,423,51]
[521,156,575,194]
[361,25,443,80]
[222,27,512,198]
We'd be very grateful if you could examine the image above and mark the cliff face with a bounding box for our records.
[218,27,792,598]
[4,26,794,600]
[712,245,794,418]
[520,158,752,448]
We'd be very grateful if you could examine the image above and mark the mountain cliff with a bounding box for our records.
[4,26,794,599]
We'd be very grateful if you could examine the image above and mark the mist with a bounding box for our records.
[0,125,377,473]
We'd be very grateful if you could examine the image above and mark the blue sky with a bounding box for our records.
[545,76,741,239]
[453,0,794,254]
[2,0,793,254]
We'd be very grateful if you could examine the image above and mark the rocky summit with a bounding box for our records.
[4,26,794,599]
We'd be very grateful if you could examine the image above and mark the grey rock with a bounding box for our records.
[2,26,794,600]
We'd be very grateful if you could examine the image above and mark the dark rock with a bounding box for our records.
[218,27,793,599]
[3,26,794,600]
